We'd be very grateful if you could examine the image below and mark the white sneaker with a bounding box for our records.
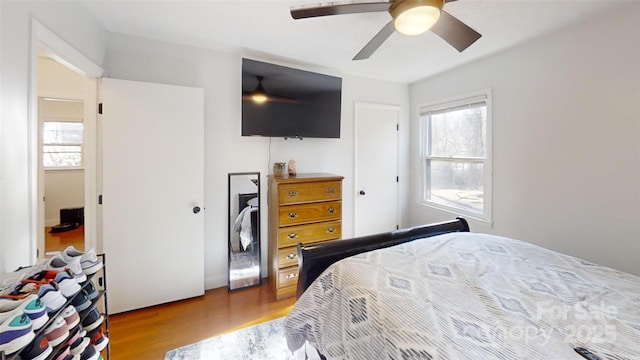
[61,247,103,275]
[60,305,80,329]
[44,315,69,347]
[69,335,90,356]
[44,255,87,283]
[23,270,81,299]
[0,294,48,330]
[10,281,66,313]
[0,307,35,355]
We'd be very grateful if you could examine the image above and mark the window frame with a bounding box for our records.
[42,119,85,171]
[418,88,493,224]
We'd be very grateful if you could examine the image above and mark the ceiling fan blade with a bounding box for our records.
[430,10,482,52]
[353,20,395,60]
[291,2,390,19]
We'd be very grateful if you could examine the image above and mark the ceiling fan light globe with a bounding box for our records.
[394,5,440,36]
[252,93,268,104]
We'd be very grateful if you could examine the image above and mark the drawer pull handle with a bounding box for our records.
[327,227,336,233]
[288,212,298,219]
[288,233,298,239]
[327,207,336,214]
[286,273,297,280]
[326,187,336,194]
[288,191,298,197]
[286,253,296,260]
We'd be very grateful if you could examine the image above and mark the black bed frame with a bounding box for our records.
[295,217,470,298]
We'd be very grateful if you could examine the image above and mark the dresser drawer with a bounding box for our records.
[278,247,299,268]
[278,201,341,226]
[278,266,299,289]
[278,181,341,205]
[278,220,342,248]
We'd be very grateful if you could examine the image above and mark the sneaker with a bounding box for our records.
[18,330,52,360]
[43,255,87,284]
[23,270,81,299]
[88,328,109,353]
[61,247,103,275]
[62,323,81,346]
[0,294,48,330]
[65,325,90,356]
[78,344,99,360]
[51,345,74,360]
[82,281,99,301]
[60,305,80,329]
[81,306,104,332]
[10,281,65,313]
[0,266,35,288]
[69,336,90,356]
[70,291,92,313]
[0,307,34,355]
[44,315,70,347]
[76,323,87,337]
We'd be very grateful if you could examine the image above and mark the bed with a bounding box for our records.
[284,218,640,360]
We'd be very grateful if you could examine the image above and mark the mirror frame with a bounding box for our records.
[227,172,261,291]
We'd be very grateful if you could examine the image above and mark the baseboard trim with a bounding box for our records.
[205,274,227,290]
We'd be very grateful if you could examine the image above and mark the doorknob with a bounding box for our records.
[192,206,201,214]
[359,190,366,195]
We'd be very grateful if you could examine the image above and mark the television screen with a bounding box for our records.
[241,59,342,139]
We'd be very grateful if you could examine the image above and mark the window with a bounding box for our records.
[43,121,84,168]
[419,89,492,222]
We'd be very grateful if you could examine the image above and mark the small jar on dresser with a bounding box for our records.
[267,173,344,300]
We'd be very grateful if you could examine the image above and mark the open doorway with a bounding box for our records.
[37,57,86,254]
[30,20,103,262]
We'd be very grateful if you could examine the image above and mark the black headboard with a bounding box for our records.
[238,192,257,210]
[296,217,470,298]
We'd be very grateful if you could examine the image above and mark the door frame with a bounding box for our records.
[30,20,103,260]
[353,101,401,236]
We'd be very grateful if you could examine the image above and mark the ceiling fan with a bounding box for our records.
[290,0,482,60]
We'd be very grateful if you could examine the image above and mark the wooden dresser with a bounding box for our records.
[268,173,344,300]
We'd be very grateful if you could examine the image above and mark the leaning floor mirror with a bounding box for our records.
[228,172,261,291]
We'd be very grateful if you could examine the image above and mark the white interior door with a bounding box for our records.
[355,103,400,236]
[101,78,204,313]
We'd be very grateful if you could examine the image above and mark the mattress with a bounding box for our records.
[284,232,640,359]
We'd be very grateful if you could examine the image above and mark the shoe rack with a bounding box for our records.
[1,254,110,360]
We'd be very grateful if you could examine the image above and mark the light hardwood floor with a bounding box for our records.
[45,225,84,254]
[107,283,296,359]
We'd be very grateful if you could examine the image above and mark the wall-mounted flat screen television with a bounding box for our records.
[241,58,342,139]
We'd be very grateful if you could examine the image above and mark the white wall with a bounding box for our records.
[409,3,640,275]
[44,171,84,226]
[38,57,85,99]
[0,1,107,272]
[103,33,410,289]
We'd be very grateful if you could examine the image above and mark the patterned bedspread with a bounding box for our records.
[284,232,640,359]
